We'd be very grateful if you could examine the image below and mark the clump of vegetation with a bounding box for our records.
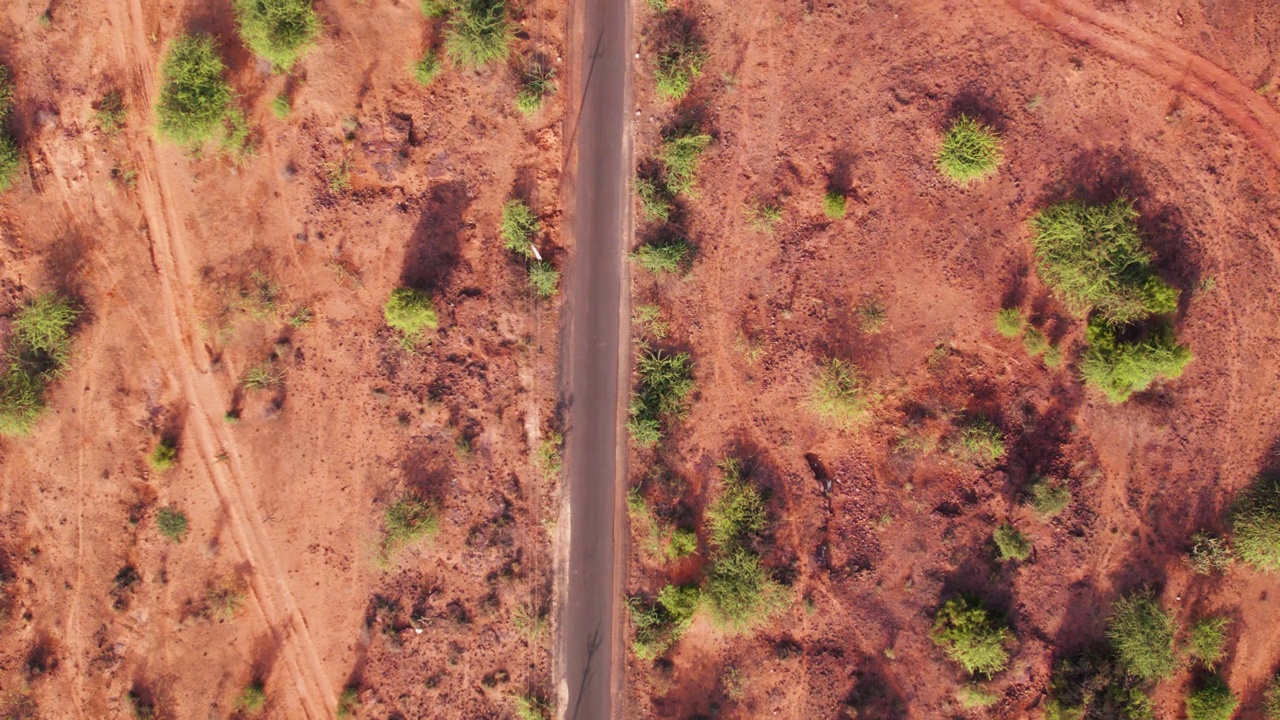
[383,287,439,347]
[148,438,178,472]
[1044,651,1153,720]
[993,523,1031,561]
[744,199,782,234]
[660,130,712,195]
[157,506,189,543]
[808,358,877,430]
[1265,674,1280,720]
[1030,199,1177,325]
[1080,317,1191,403]
[535,431,563,479]
[241,362,284,391]
[936,115,1003,185]
[822,189,847,220]
[235,683,267,716]
[1,293,79,436]
[270,93,292,119]
[1186,675,1238,720]
[381,496,438,559]
[958,685,999,709]
[501,199,539,257]
[631,237,693,275]
[665,527,698,560]
[645,0,668,11]
[515,59,556,116]
[156,34,235,146]
[1186,531,1232,575]
[1106,587,1176,681]
[702,460,787,632]
[706,459,765,549]
[995,308,1024,338]
[627,349,694,447]
[441,0,513,68]
[204,575,248,621]
[1232,473,1280,571]
[336,687,360,718]
[528,261,560,298]
[325,156,350,193]
[955,418,1006,464]
[233,0,320,71]
[931,595,1013,678]
[1187,616,1230,669]
[633,304,670,339]
[1023,326,1049,356]
[635,176,672,222]
[0,66,20,192]
[629,583,700,659]
[96,89,127,134]
[512,693,551,720]
[1025,477,1071,517]
[0,65,13,118]
[655,39,708,101]
[412,49,443,85]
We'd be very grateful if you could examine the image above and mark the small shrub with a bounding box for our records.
[412,49,443,85]
[442,0,513,68]
[1023,327,1049,356]
[156,34,234,146]
[808,358,877,430]
[0,65,13,117]
[501,199,539,257]
[1186,532,1232,575]
[958,685,998,709]
[0,364,45,437]
[1106,587,1176,681]
[632,238,693,275]
[1186,675,1238,720]
[660,130,711,195]
[645,0,668,11]
[627,349,694,447]
[703,546,787,633]
[325,157,350,193]
[382,496,438,558]
[632,304,669,339]
[421,0,453,17]
[1044,345,1064,368]
[241,362,283,391]
[535,432,563,479]
[528,261,559,298]
[1080,317,1192,403]
[11,293,79,368]
[706,460,766,550]
[744,200,782,234]
[204,576,248,621]
[956,419,1005,464]
[855,296,887,334]
[96,89,127,134]
[936,114,1003,185]
[383,287,439,346]
[995,308,1023,338]
[233,0,320,71]
[1044,651,1153,720]
[630,584,700,658]
[515,60,556,116]
[1187,616,1230,669]
[221,105,255,162]
[156,507,189,543]
[1030,199,1178,324]
[270,93,291,119]
[0,134,19,193]
[236,683,267,715]
[822,189,847,220]
[1265,674,1280,720]
[1025,477,1071,517]
[993,523,1030,561]
[655,40,708,101]
[148,438,178,472]
[635,176,671,222]
[931,595,1012,678]
[335,687,359,718]
[512,694,550,720]
[1232,473,1280,571]
[665,527,697,560]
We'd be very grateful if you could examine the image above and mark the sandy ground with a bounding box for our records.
[624,0,1280,717]
[0,0,566,717]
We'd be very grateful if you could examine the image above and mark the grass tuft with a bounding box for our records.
[1265,674,1280,720]
[383,287,439,347]
[381,496,438,559]
[993,523,1030,561]
[96,89,128,134]
[1187,616,1230,670]
[956,418,1005,464]
[822,189,847,220]
[1232,473,1280,571]
[412,49,443,86]
[808,358,877,430]
[660,130,711,196]
[1106,587,1176,681]
[528,261,560,298]
[235,683,267,715]
[156,34,235,146]
[157,506,189,543]
[631,237,693,275]
[744,200,783,234]
[931,595,1012,678]
[855,296,887,334]
[936,115,1002,185]
[515,59,556,116]
[995,308,1023,338]
[442,0,513,68]
[1186,675,1238,720]
[501,199,539,258]
[1186,531,1232,575]
[241,362,284,391]
[635,176,672,222]
[148,439,178,472]
[655,40,708,101]
[233,0,321,72]
[627,348,694,447]
[1024,477,1071,517]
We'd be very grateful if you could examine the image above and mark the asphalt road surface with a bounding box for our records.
[561,0,630,715]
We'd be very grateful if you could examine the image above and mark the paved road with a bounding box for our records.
[561,0,630,715]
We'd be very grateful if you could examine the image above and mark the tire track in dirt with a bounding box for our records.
[1006,0,1280,175]
[102,1,335,716]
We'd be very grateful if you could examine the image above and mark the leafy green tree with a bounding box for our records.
[1080,317,1191,403]
[931,595,1013,678]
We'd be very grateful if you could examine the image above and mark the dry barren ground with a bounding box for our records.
[624,0,1280,718]
[0,0,566,717]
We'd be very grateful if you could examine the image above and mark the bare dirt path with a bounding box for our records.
[102,1,335,716]
[558,0,631,714]
[1007,0,1280,173]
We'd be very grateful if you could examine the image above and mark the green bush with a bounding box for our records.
[665,527,698,560]
[645,0,668,11]
[421,0,453,17]
[236,683,267,715]
[382,496,438,558]
[1025,477,1071,517]
[630,584,700,658]
[1044,652,1153,720]
[0,65,13,118]
[703,546,787,632]
[1186,531,1232,575]
[442,0,513,68]
[706,460,766,550]
[1080,317,1192,403]
[336,687,359,718]
[233,0,320,71]
[412,49,443,86]
[383,287,439,346]
[635,176,672,222]
[148,438,178,472]
[931,595,1012,678]
[1187,616,1229,669]
[242,362,284,391]
[501,199,539,257]
[156,34,234,146]
[995,308,1023,338]
[956,419,1005,464]
[157,507,189,543]
[1023,327,1049,356]
[1265,674,1280,720]
[627,349,693,447]
[808,358,877,429]
[660,130,711,195]
[655,40,708,101]
[1030,199,1177,325]
[96,89,128,134]
[1186,675,1237,720]
[993,523,1030,561]
[936,115,1003,185]
[528,261,559,298]
[822,190,847,220]
[1233,473,1280,571]
[515,60,556,116]
[0,293,79,436]
[632,304,669,339]
[1044,345,1064,368]
[0,363,44,436]
[632,237,692,275]
[1106,587,1176,681]
[270,93,292,119]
